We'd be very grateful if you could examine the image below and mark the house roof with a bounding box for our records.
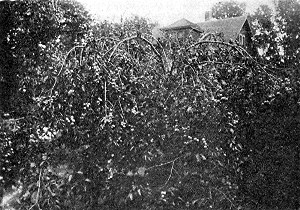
[161,18,203,32]
[155,16,250,41]
[197,16,249,41]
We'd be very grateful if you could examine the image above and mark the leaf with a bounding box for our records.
[195,153,201,162]
[186,106,193,113]
[98,195,106,205]
[196,153,206,161]
[31,191,38,204]
[137,189,141,196]
[137,167,146,177]
[68,89,74,95]
[128,192,133,200]
[201,154,207,160]
[68,174,73,182]
[127,171,134,176]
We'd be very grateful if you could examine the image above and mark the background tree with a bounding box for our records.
[0,1,18,113]
[0,0,91,205]
[235,2,300,208]
[250,0,300,68]
[276,0,300,68]
[250,4,280,62]
[0,0,91,113]
[211,0,246,19]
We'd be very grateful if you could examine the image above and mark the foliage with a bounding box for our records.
[250,4,280,62]
[250,0,300,68]
[218,62,300,209]
[0,0,91,113]
[1,2,300,210]
[211,0,246,19]
[275,0,300,67]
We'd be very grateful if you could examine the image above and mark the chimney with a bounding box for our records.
[205,11,212,21]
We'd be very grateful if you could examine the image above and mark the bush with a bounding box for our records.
[1,16,299,210]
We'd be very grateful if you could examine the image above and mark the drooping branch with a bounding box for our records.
[188,39,278,80]
[146,154,185,171]
[160,161,175,189]
[49,45,86,96]
[28,170,43,210]
[188,40,244,55]
[105,34,165,70]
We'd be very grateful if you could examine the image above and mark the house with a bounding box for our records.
[156,15,254,53]
[197,15,252,50]
[159,18,203,39]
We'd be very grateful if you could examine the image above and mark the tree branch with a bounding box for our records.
[28,170,43,210]
[188,40,278,80]
[49,45,86,96]
[146,154,185,171]
[160,161,175,189]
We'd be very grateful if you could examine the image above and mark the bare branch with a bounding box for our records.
[49,45,86,96]
[188,40,278,81]
[105,34,165,70]
[104,81,107,116]
[212,187,236,209]
[146,154,184,170]
[160,161,175,189]
[28,170,43,210]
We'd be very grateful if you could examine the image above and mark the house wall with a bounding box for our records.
[238,23,256,55]
[163,28,202,40]
[190,30,202,40]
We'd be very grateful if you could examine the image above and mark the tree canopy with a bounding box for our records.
[0,0,91,113]
[250,0,300,68]
[211,0,246,19]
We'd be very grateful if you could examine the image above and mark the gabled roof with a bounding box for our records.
[197,16,249,41]
[161,18,203,32]
[155,16,251,41]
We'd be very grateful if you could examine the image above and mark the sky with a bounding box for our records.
[78,0,275,26]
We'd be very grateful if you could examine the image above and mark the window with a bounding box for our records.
[239,34,245,46]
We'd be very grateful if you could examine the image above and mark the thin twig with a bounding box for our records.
[212,187,236,209]
[160,161,175,189]
[143,33,168,66]
[105,34,165,71]
[199,33,215,41]
[106,36,136,61]
[163,84,180,105]
[2,117,24,123]
[79,47,84,66]
[139,36,163,62]
[49,45,86,96]
[197,61,234,66]
[28,170,43,210]
[188,39,278,80]
[146,155,184,170]
[188,40,242,53]
[96,36,119,44]
[95,58,111,76]
[118,99,126,123]
[104,81,107,116]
